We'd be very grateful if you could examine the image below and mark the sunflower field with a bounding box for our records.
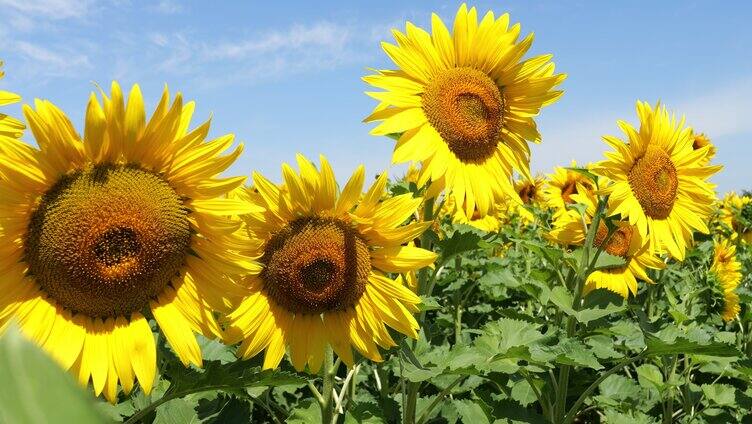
[1,4,751,424]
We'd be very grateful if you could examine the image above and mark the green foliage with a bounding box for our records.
[0,327,109,424]
[7,185,752,424]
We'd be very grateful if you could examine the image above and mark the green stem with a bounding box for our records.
[320,346,337,424]
[555,198,607,422]
[415,376,464,424]
[562,353,645,424]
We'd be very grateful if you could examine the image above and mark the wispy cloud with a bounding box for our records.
[0,0,94,19]
[205,22,349,60]
[678,76,752,138]
[149,0,182,15]
[13,41,91,75]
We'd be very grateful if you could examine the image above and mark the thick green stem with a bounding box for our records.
[319,346,337,424]
[555,198,607,422]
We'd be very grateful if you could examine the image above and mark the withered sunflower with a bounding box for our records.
[364,3,565,218]
[0,82,256,402]
[594,101,721,260]
[225,154,437,371]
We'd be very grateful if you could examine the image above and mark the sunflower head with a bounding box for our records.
[719,192,752,242]
[364,3,565,218]
[594,101,722,260]
[708,239,741,322]
[515,175,545,205]
[548,190,664,298]
[690,131,716,165]
[543,161,595,217]
[227,154,436,371]
[0,81,254,402]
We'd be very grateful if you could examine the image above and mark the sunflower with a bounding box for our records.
[690,130,716,165]
[709,239,741,322]
[0,82,256,402]
[0,60,24,139]
[543,161,595,218]
[512,175,545,224]
[593,101,721,260]
[442,193,506,233]
[363,4,565,219]
[719,192,752,244]
[225,155,437,371]
[548,190,665,298]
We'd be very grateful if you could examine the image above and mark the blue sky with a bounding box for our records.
[1,0,750,192]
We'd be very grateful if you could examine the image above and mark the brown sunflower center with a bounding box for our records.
[25,164,191,318]
[519,183,537,204]
[560,179,592,204]
[260,216,371,315]
[627,145,678,219]
[594,222,634,258]
[422,67,503,163]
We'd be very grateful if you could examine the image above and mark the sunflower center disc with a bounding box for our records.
[627,145,678,219]
[261,217,371,315]
[422,67,503,163]
[594,222,633,258]
[25,164,191,318]
[560,180,591,204]
[519,183,537,204]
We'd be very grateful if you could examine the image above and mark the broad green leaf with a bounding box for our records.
[154,398,199,424]
[451,399,490,424]
[510,378,541,407]
[636,364,665,392]
[437,225,483,261]
[549,338,603,370]
[592,251,628,270]
[701,384,737,408]
[286,400,321,424]
[0,328,108,424]
[643,334,740,357]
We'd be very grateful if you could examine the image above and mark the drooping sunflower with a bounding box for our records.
[690,130,716,166]
[543,161,595,218]
[719,192,752,244]
[709,239,741,322]
[0,60,24,139]
[593,101,722,260]
[548,191,665,298]
[225,155,437,371]
[0,82,256,402]
[363,4,565,219]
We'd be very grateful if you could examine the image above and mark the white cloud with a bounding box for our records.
[150,0,182,15]
[14,41,91,75]
[205,22,350,60]
[677,76,752,138]
[0,0,94,19]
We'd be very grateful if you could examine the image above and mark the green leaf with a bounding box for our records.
[437,225,483,261]
[549,338,603,370]
[154,398,199,424]
[643,334,741,357]
[510,378,542,407]
[701,384,737,408]
[636,364,665,392]
[0,327,108,424]
[451,399,490,424]
[592,251,628,270]
[344,401,386,424]
[286,400,321,424]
